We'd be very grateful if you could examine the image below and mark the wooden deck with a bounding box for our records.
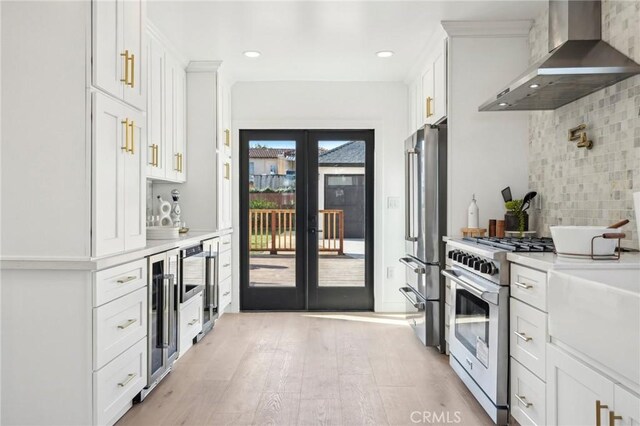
[250,253,365,287]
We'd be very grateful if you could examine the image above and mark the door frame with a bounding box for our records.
[238,129,374,311]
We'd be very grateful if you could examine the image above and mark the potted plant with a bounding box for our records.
[505,199,529,234]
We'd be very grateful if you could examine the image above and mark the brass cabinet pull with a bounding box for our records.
[117,373,136,388]
[117,319,137,330]
[153,145,159,167]
[514,331,532,342]
[514,394,532,408]
[175,153,180,171]
[121,118,130,151]
[596,400,609,426]
[514,281,533,289]
[225,129,231,147]
[116,275,137,284]
[129,53,135,88]
[120,50,130,84]
[129,120,135,154]
[179,153,183,172]
[609,411,622,426]
[426,96,433,118]
[224,162,230,180]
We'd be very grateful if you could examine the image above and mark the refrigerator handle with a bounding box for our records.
[405,149,418,242]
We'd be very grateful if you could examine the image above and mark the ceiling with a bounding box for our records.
[148,1,546,82]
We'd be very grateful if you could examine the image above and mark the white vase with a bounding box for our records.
[634,192,640,249]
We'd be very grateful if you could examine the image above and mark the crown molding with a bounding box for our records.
[442,20,532,38]
[146,21,190,68]
[187,60,223,73]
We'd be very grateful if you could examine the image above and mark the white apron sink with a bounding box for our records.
[548,267,640,387]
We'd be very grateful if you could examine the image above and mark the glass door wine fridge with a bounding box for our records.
[135,249,179,402]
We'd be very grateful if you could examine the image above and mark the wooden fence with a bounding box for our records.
[249,209,344,255]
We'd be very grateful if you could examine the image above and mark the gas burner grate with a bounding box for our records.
[462,237,555,252]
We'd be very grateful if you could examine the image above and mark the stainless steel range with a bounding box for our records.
[442,237,554,425]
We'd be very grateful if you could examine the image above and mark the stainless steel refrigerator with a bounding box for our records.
[399,124,447,349]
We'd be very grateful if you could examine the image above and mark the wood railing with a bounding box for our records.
[249,209,344,255]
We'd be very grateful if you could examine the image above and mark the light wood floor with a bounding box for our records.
[117,312,494,426]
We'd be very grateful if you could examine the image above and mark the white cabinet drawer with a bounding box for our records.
[219,277,231,313]
[511,298,547,380]
[179,292,203,355]
[511,263,547,311]
[220,234,232,252]
[219,250,232,281]
[94,287,147,370]
[511,358,546,426]
[94,259,146,307]
[94,338,147,426]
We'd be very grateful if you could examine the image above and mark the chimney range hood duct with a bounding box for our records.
[479,0,640,112]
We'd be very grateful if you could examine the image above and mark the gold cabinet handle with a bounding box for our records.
[514,331,532,342]
[117,373,136,388]
[129,120,135,154]
[116,275,137,284]
[609,411,622,426]
[153,145,159,166]
[117,318,137,330]
[120,50,130,85]
[224,162,230,180]
[155,145,159,166]
[129,53,135,88]
[225,129,231,147]
[179,153,183,172]
[514,394,532,408]
[596,400,609,426]
[121,118,130,151]
[425,96,434,118]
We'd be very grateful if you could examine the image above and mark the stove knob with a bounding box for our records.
[473,260,484,271]
[453,252,463,262]
[459,254,469,264]
[448,250,456,259]
[465,256,476,267]
[480,262,491,274]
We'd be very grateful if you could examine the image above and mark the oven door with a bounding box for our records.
[399,286,439,346]
[443,268,508,405]
[180,245,206,303]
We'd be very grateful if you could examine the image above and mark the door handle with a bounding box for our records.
[309,228,317,234]
[596,400,609,426]
[405,149,418,242]
[399,257,426,274]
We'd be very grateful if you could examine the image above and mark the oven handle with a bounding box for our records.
[399,287,426,310]
[399,257,426,274]
[441,269,499,305]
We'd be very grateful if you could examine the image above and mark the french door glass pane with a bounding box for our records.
[248,140,297,287]
[317,140,366,287]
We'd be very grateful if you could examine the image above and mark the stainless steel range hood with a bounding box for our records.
[479,0,640,111]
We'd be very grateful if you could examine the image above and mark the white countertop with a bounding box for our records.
[507,251,640,271]
[1,228,233,271]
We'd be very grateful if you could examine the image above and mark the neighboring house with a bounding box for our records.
[318,141,366,238]
[249,148,295,175]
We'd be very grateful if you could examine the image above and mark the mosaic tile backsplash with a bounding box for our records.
[528,0,640,249]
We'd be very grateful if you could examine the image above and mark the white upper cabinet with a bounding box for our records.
[93,0,146,110]
[414,36,448,130]
[147,36,165,178]
[93,93,146,257]
[146,30,186,183]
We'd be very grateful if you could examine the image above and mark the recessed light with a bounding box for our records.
[529,83,540,88]
[499,102,509,107]
[376,51,394,58]
[243,51,261,58]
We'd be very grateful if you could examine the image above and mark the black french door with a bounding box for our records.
[239,130,374,311]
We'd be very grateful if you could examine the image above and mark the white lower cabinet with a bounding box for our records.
[94,287,147,370]
[179,292,203,355]
[511,358,546,426]
[219,277,232,315]
[546,343,615,426]
[511,298,547,380]
[93,338,147,426]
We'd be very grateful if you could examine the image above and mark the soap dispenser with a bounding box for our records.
[468,194,479,228]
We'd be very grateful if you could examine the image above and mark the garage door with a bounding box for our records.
[324,174,365,239]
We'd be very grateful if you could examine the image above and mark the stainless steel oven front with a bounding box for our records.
[179,244,206,304]
[442,267,509,425]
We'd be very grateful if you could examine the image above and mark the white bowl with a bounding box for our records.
[550,226,619,257]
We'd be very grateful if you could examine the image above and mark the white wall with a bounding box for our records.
[445,24,530,236]
[232,81,408,312]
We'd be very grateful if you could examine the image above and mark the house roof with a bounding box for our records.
[318,141,365,166]
[249,148,295,159]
